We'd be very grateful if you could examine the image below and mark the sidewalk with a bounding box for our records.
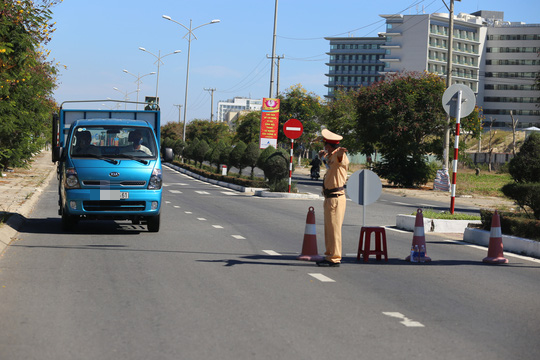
[0,149,57,254]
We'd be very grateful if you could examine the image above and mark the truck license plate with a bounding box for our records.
[100,190,129,200]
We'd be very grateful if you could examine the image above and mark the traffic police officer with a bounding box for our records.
[317,129,349,267]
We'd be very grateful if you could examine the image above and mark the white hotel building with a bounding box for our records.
[216,97,262,124]
[326,11,540,128]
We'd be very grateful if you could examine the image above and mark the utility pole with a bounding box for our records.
[204,88,216,122]
[173,104,182,124]
[276,55,284,98]
[443,0,459,169]
[267,54,284,98]
[268,0,279,98]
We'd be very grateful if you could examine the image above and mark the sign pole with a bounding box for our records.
[450,90,463,214]
[362,170,367,227]
[283,118,304,193]
[442,84,476,213]
[346,169,383,228]
[288,139,294,193]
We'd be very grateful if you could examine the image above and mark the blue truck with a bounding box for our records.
[52,101,173,232]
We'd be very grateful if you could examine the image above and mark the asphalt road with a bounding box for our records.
[0,166,538,360]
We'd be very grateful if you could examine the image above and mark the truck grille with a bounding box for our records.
[83,200,146,212]
[82,180,147,187]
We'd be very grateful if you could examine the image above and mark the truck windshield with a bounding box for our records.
[70,126,157,159]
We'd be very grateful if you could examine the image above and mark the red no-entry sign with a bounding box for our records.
[283,118,303,139]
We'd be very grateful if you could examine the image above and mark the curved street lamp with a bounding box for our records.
[139,47,181,108]
[122,69,156,109]
[162,15,220,141]
[113,87,139,110]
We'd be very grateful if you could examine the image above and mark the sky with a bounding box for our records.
[48,0,540,125]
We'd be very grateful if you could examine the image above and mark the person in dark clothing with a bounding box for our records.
[310,156,322,180]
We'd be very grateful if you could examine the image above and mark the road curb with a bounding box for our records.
[164,163,320,199]
[396,214,481,233]
[463,228,540,259]
[0,163,56,255]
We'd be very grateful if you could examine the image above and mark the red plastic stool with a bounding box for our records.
[357,226,388,262]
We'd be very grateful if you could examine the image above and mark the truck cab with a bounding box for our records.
[52,104,173,232]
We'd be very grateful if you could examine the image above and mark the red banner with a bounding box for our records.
[259,98,280,149]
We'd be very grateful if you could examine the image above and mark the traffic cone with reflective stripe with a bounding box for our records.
[405,209,431,262]
[483,210,508,264]
[298,206,324,261]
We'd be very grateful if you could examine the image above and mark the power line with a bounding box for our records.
[277,0,427,41]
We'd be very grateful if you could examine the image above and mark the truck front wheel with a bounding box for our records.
[147,214,160,232]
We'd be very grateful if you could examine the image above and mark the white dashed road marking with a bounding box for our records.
[195,191,210,195]
[212,225,224,229]
[383,312,425,327]
[262,250,281,256]
[169,190,182,194]
[309,273,336,283]
[231,235,245,240]
[197,218,207,221]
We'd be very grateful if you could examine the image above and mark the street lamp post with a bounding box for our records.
[113,87,139,110]
[162,15,220,141]
[139,47,181,106]
[122,70,156,110]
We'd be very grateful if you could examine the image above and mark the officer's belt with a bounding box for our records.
[323,186,344,198]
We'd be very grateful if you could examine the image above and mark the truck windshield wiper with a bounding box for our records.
[73,153,118,165]
[115,154,149,165]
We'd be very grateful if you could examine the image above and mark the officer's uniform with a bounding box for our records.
[320,129,349,265]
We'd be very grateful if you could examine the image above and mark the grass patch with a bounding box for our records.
[415,209,481,220]
[455,170,512,197]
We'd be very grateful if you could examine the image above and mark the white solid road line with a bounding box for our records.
[444,239,540,264]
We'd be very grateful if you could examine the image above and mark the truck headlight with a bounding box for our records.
[65,168,80,189]
[148,168,162,190]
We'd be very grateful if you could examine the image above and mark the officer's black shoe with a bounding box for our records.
[316,260,340,267]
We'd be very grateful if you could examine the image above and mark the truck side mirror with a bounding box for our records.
[163,148,174,162]
[52,146,63,163]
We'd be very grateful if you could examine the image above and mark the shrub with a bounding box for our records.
[193,140,210,167]
[263,148,291,186]
[501,183,540,220]
[503,133,540,219]
[480,209,540,241]
[171,160,266,188]
[229,141,247,175]
[374,155,436,188]
[508,133,540,183]
[257,146,275,172]
[242,142,261,178]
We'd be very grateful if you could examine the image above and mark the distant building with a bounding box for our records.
[480,13,540,128]
[324,36,387,98]
[216,97,262,123]
[325,11,540,128]
[379,12,486,94]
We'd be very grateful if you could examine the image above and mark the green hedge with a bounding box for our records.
[171,161,267,188]
[480,209,540,241]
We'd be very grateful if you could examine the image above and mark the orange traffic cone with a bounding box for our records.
[298,206,324,261]
[405,209,431,262]
[483,210,508,264]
